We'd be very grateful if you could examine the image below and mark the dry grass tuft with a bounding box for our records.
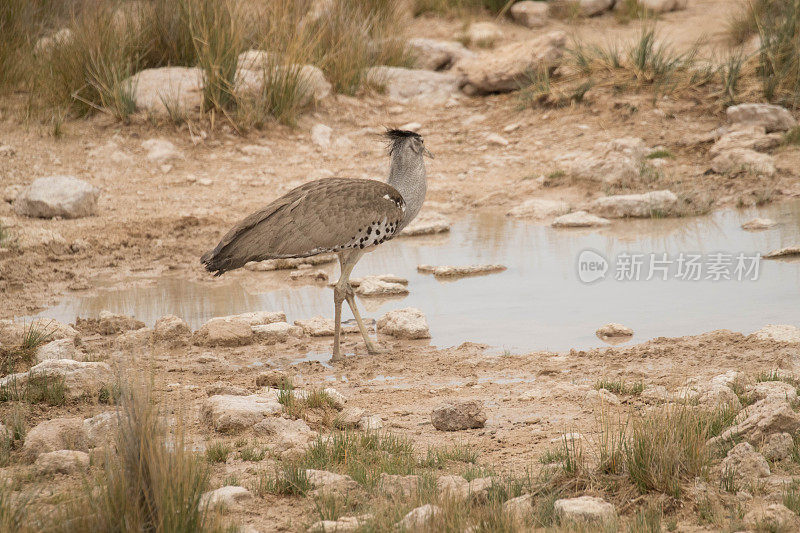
[53,378,223,532]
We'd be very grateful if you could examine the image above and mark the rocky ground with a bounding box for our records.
[2,0,800,531]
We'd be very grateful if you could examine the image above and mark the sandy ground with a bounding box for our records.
[1,1,800,530]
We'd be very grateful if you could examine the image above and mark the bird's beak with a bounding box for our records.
[423,147,434,159]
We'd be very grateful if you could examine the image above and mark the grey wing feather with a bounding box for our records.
[201,178,405,275]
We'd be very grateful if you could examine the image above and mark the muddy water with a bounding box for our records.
[32,201,800,353]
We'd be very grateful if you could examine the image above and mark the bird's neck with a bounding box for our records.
[387,154,427,231]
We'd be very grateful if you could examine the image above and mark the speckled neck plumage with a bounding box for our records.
[387,148,427,231]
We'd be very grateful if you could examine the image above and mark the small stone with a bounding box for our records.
[504,494,533,524]
[358,415,383,430]
[586,389,621,405]
[251,322,303,343]
[336,407,366,429]
[13,175,100,219]
[141,138,182,163]
[239,144,272,156]
[153,315,191,345]
[254,417,317,457]
[34,449,89,475]
[305,469,360,493]
[354,278,408,297]
[743,503,799,530]
[579,0,615,16]
[98,310,145,335]
[742,218,776,231]
[428,264,506,278]
[202,394,282,432]
[255,370,292,388]
[595,323,633,339]
[311,124,332,149]
[36,339,80,363]
[84,412,117,447]
[710,398,800,446]
[431,400,486,431]
[377,308,430,340]
[751,381,798,402]
[486,133,509,146]
[295,316,336,337]
[397,504,441,531]
[0,359,112,401]
[552,211,611,228]
[192,318,253,347]
[464,22,503,48]
[590,190,678,218]
[507,198,570,219]
[380,473,419,498]
[407,38,474,70]
[510,1,549,28]
[551,432,585,444]
[309,515,372,533]
[399,212,450,236]
[553,496,616,524]
[289,269,328,282]
[721,442,770,480]
[761,433,794,462]
[712,148,776,176]
[23,418,88,461]
[199,486,252,509]
[727,103,797,132]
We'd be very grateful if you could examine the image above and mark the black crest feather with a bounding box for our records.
[384,128,422,154]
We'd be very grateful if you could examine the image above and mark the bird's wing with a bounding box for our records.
[201,178,405,275]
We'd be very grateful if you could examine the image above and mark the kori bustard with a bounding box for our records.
[201,129,432,360]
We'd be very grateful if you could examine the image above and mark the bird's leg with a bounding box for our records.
[344,293,387,355]
[331,285,345,362]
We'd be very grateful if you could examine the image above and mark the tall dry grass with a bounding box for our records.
[53,379,223,533]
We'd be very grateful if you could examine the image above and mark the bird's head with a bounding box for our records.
[385,128,434,160]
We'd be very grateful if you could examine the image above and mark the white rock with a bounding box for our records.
[751,381,798,402]
[251,322,303,343]
[431,400,486,431]
[153,314,191,345]
[712,148,776,176]
[202,394,282,432]
[552,211,610,228]
[486,133,509,146]
[254,417,317,457]
[579,0,615,16]
[192,318,253,347]
[33,28,72,55]
[355,278,409,297]
[127,67,203,115]
[742,218,776,230]
[0,359,113,401]
[364,66,461,105]
[311,124,332,149]
[553,496,616,523]
[305,469,359,492]
[84,411,117,447]
[377,308,430,339]
[711,398,800,446]
[407,38,475,70]
[23,418,88,460]
[428,264,507,277]
[34,449,89,475]
[586,389,621,405]
[639,0,688,13]
[141,138,182,163]
[753,325,800,343]
[504,493,534,524]
[236,51,331,103]
[761,433,794,461]
[510,1,549,27]
[507,198,570,218]
[727,103,798,133]
[349,274,408,288]
[295,316,336,337]
[36,339,80,363]
[590,190,678,218]
[709,126,782,157]
[359,415,383,430]
[289,268,328,281]
[397,504,441,531]
[336,407,366,429]
[595,323,633,338]
[721,442,770,480]
[464,22,503,47]
[309,515,372,533]
[13,176,100,219]
[199,486,252,509]
[743,504,799,530]
[551,432,585,444]
[114,328,153,350]
[456,31,566,94]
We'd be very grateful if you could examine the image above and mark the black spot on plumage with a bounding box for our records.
[366,227,372,235]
